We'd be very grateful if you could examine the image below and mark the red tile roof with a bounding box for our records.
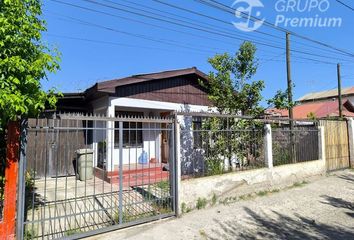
[266,99,354,119]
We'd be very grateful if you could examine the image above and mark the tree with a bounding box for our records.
[199,42,265,173]
[205,41,264,116]
[0,0,60,175]
[307,112,316,120]
[267,88,295,110]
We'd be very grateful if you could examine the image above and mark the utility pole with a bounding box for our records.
[337,63,343,118]
[286,32,294,120]
[286,32,295,163]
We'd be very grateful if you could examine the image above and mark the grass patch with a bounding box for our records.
[290,181,308,188]
[211,193,217,206]
[65,228,82,237]
[199,229,207,239]
[24,228,36,240]
[256,191,268,197]
[154,180,169,191]
[181,202,192,213]
[114,209,156,223]
[239,194,254,201]
[196,197,207,210]
[151,200,172,214]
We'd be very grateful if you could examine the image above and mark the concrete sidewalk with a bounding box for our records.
[86,170,354,240]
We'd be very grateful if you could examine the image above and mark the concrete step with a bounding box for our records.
[94,166,169,187]
[107,172,170,186]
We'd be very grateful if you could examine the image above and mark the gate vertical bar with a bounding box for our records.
[16,119,28,240]
[118,121,123,224]
[173,114,180,216]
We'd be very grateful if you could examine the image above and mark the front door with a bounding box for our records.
[160,112,170,163]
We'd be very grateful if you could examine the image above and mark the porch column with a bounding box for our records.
[106,104,115,172]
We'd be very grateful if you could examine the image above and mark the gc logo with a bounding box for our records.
[232,0,265,32]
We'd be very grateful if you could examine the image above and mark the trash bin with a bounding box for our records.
[76,149,94,181]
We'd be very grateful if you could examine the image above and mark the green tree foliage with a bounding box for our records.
[0,0,60,128]
[267,88,295,110]
[307,112,316,120]
[0,0,60,175]
[198,42,264,174]
[205,41,264,116]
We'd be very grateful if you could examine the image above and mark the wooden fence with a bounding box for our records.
[27,118,86,177]
[320,120,350,171]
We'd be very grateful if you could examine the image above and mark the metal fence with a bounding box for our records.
[179,114,266,179]
[272,125,320,166]
[17,114,177,240]
[179,114,322,179]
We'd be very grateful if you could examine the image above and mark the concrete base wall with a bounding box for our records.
[179,159,326,211]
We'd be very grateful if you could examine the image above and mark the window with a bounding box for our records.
[114,111,143,147]
[193,117,202,149]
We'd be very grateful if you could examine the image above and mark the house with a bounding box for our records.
[266,87,354,119]
[297,87,354,103]
[56,67,213,174]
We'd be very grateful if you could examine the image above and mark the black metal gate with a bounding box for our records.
[17,114,177,240]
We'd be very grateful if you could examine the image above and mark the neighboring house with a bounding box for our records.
[266,87,354,119]
[298,86,354,103]
[55,67,213,172]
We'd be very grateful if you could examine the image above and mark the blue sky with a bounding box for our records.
[41,0,354,104]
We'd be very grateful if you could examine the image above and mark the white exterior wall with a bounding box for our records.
[94,97,213,171]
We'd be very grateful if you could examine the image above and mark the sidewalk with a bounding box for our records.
[86,170,354,240]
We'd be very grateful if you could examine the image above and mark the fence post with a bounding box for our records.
[118,121,123,224]
[0,121,20,240]
[174,115,181,216]
[16,119,27,240]
[348,118,354,168]
[318,126,326,166]
[264,124,273,169]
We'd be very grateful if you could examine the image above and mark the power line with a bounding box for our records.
[195,0,354,58]
[50,0,353,63]
[81,0,288,49]
[117,0,278,45]
[48,12,345,66]
[150,0,284,41]
[51,0,286,52]
[335,0,354,11]
[150,0,353,61]
[110,0,353,62]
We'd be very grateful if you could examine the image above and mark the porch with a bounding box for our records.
[94,163,170,186]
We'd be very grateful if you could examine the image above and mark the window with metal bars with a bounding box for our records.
[114,111,143,147]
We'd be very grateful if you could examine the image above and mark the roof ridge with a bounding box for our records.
[130,67,198,77]
[298,86,354,101]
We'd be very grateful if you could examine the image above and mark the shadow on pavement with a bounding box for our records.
[337,173,354,183]
[320,195,354,211]
[206,207,354,240]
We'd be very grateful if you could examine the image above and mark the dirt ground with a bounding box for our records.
[86,170,354,240]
